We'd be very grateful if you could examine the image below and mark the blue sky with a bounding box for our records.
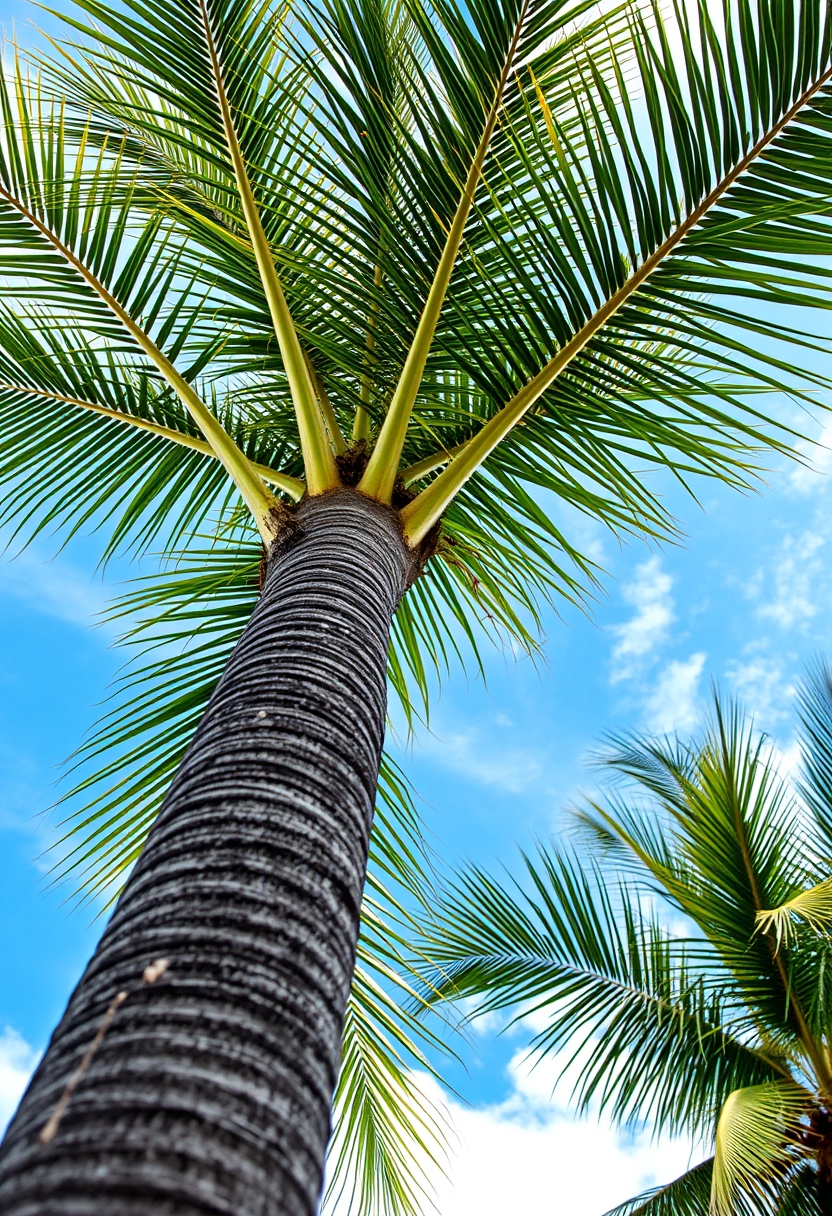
[2,0,832,1210]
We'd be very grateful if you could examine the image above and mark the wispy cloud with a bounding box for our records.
[790,424,832,495]
[421,725,543,794]
[610,557,674,683]
[0,1027,39,1133]
[1,548,111,630]
[757,531,824,630]
[644,652,706,735]
[726,652,794,724]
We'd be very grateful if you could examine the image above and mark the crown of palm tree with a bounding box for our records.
[3,0,832,1210]
[421,667,832,1215]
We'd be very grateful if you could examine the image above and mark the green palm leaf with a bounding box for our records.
[756,879,832,949]
[602,1157,816,1216]
[399,0,832,540]
[586,700,832,1068]
[326,948,448,1216]
[711,1082,811,1216]
[776,1164,823,1215]
[418,847,785,1138]
[0,57,281,538]
[603,1159,714,1216]
[0,305,303,559]
[425,675,832,1215]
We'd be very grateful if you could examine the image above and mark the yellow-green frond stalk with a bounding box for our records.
[400,442,467,486]
[0,382,306,501]
[304,352,346,456]
[197,0,339,494]
[401,57,832,546]
[358,3,532,503]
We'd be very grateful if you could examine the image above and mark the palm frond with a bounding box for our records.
[591,697,832,1060]
[359,0,608,499]
[423,673,832,1214]
[756,879,832,950]
[0,55,281,543]
[401,0,832,540]
[603,1157,807,1216]
[603,1159,714,1216]
[325,955,448,1216]
[711,1082,811,1216]
[776,1163,822,1216]
[0,306,303,559]
[419,846,787,1139]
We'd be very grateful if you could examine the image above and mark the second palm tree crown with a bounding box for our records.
[423,667,832,1215]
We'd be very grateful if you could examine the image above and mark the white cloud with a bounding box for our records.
[757,531,824,630]
[611,558,674,682]
[0,1028,39,1132]
[726,654,794,724]
[454,998,508,1037]
[421,726,543,794]
[1,549,110,629]
[644,653,706,735]
[408,1054,698,1216]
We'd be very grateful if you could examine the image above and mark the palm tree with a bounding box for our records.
[0,0,831,1211]
[422,668,832,1215]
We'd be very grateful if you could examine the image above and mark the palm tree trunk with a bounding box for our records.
[0,488,417,1216]
[817,1113,832,1214]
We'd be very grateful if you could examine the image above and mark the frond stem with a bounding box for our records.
[303,350,346,455]
[358,0,532,502]
[401,59,832,545]
[197,0,339,493]
[0,180,280,544]
[401,441,467,485]
[1,381,305,499]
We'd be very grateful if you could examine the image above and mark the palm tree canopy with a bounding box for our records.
[3,0,832,1210]
[4,0,832,591]
[419,666,832,1214]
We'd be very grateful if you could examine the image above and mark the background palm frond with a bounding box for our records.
[417,845,784,1139]
[602,1158,714,1216]
[421,674,832,1214]
[711,1082,811,1216]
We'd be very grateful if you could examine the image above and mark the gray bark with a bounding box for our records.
[0,489,416,1216]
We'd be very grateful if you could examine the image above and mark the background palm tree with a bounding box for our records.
[1,0,832,1212]
[421,667,832,1215]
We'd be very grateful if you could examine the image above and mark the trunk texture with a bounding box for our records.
[0,489,415,1216]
